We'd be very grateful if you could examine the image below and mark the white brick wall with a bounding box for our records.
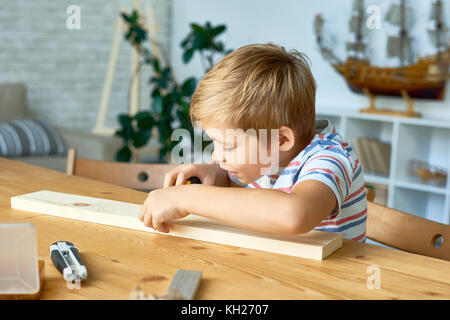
[0,0,172,130]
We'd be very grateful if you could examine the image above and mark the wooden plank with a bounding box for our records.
[10,190,342,261]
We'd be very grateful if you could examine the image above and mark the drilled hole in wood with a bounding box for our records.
[138,172,149,182]
[73,203,90,207]
[431,234,444,248]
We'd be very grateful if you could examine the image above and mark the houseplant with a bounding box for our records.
[115,10,232,162]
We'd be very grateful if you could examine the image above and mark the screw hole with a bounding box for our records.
[431,234,444,249]
[138,172,149,182]
[73,203,90,207]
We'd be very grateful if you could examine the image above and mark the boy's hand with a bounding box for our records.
[138,186,189,233]
[163,163,220,187]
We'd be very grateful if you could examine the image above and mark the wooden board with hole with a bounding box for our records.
[10,190,342,260]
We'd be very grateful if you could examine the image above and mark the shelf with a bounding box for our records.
[363,173,389,185]
[317,107,450,129]
[394,180,447,195]
[316,108,450,226]
[395,124,450,185]
[344,118,393,143]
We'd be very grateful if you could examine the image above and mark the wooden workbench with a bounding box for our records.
[1,158,449,299]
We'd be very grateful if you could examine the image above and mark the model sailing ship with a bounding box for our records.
[315,0,450,117]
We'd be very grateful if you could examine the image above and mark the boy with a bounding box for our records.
[138,43,367,242]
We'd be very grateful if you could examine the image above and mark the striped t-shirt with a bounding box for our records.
[229,119,367,242]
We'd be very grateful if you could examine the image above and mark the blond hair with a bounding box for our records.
[190,43,316,148]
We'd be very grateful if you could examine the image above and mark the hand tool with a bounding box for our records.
[186,176,201,184]
[50,241,87,282]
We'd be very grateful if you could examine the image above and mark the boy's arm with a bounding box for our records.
[180,180,336,235]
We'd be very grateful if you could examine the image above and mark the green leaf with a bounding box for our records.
[158,147,168,163]
[125,29,132,41]
[214,41,224,52]
[132,129,151,148]
[191,23,204,34]
[121,13,131,23]
[211,25,226,36]
[161,67,171,77]
[118,114,132,127]
[171,87,181,103]
[116,145,132,162]
[183,48,195,63]
[135,111,154,130]
[150,67,171,89]
[151,87,161,97]
[158,117,171,142]
[192,34,208,49]
[163,94,174,114]
[130,10,138,24]
[178,100,191,114]
[152,59,160,72]
[180,35,191,48]
[152,94,163,113]
[181,77,197,97]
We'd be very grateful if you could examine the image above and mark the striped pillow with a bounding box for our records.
[0,118,67,157]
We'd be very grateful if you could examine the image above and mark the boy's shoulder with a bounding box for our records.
[298,119,355,165]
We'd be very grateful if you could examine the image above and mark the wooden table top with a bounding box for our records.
[1,157,449,300]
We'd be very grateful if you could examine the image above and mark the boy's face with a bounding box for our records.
[203,123,277,184]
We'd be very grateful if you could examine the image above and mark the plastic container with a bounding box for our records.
[0,223,39,294]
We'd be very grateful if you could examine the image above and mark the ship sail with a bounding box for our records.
[385,1,415,65]
[387,36,412,58]
[428,29,448,48]
[428,0,448,51]
[385,3,413,27]
[350,16,368,36]
[352,0,363,11]
[429,2,441,20]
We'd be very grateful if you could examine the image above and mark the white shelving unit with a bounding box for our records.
[316,107,450,225]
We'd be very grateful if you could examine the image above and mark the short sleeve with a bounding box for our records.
[227,171,248,187]
[293,150,353,209]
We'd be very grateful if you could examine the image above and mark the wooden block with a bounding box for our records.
[10,190,342,260]
[0,260,45,300]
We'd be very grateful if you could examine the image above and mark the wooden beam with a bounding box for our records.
[10,190,343,260]
[92,5,126,136]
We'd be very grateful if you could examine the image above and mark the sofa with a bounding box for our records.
[0,83,122,172]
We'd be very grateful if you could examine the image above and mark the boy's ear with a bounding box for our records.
[278,126,296,152]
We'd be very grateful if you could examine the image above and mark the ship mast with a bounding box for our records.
[399,0,407,66]
[429,0,447,61]
[386,0,414,67]
[346,0,366,59]
[354,0,364,59]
